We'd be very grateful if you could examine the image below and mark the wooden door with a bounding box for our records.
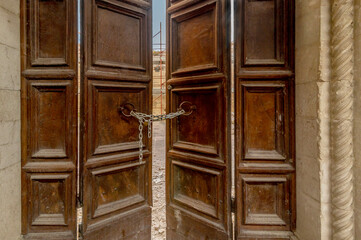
[21,0,77,239]
[234,0,296,239]
[166,0,232,239]
[21,0,78,239]
[81,0,153,239]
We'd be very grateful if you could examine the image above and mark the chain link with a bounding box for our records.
[130,109,186,162]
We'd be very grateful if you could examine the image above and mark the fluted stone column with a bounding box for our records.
[330,0,355,239]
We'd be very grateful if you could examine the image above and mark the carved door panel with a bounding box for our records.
[166,0,232,239]
[21,0,78,239]
[81,0,153,239]
[234,0,296,239]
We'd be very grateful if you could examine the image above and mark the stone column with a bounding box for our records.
[330,0,355,239]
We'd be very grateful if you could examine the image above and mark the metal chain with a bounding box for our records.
[130,109,186,162]
[138,117,144,162]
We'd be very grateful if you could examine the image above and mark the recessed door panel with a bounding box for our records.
[170,2,218,75]
[239,174,291,229]
[88,0,150,75]
[87,82,148,156]
[90,162,146,219]
[171,159,222,219]
[29,82,71,159]
[28,173,72,228]
[240,82,289,161]
[30,0,71,66]
[93,1,146,70]
[235,0,293,73]
[170,83,223,157]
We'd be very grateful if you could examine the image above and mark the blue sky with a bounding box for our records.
[152,1,166,50]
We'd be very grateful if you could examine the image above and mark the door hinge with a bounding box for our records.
[231,197,236,213]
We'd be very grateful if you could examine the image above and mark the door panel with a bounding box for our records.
[81,0,152,239]
[21,0,78,239]
[241,82,290,162]
[166,0,231,239]
[236,0,293,72]
[235,0,295,239]
[170,83,224,157]
[239,174,291,229]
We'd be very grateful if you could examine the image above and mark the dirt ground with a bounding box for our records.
[151,121,167,240]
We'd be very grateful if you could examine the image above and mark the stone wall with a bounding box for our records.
[354,0,361,238]
[0,1,21,239]
[295,0,324,239]
[295,0,361,239]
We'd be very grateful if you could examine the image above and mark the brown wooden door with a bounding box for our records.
[20,0,297,239]
[166,0,232,239]
[21,0,78,239]
[81,0,153,239]
[234,0,296,239]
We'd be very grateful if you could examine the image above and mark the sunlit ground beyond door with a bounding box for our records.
[151,47,167,239]
[151,121,167,239]
[151,1,167,237]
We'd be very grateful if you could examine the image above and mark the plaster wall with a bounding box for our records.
[0,1,22,239]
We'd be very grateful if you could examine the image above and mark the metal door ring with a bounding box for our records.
[119,103,136,117]
[179,101,196,116]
